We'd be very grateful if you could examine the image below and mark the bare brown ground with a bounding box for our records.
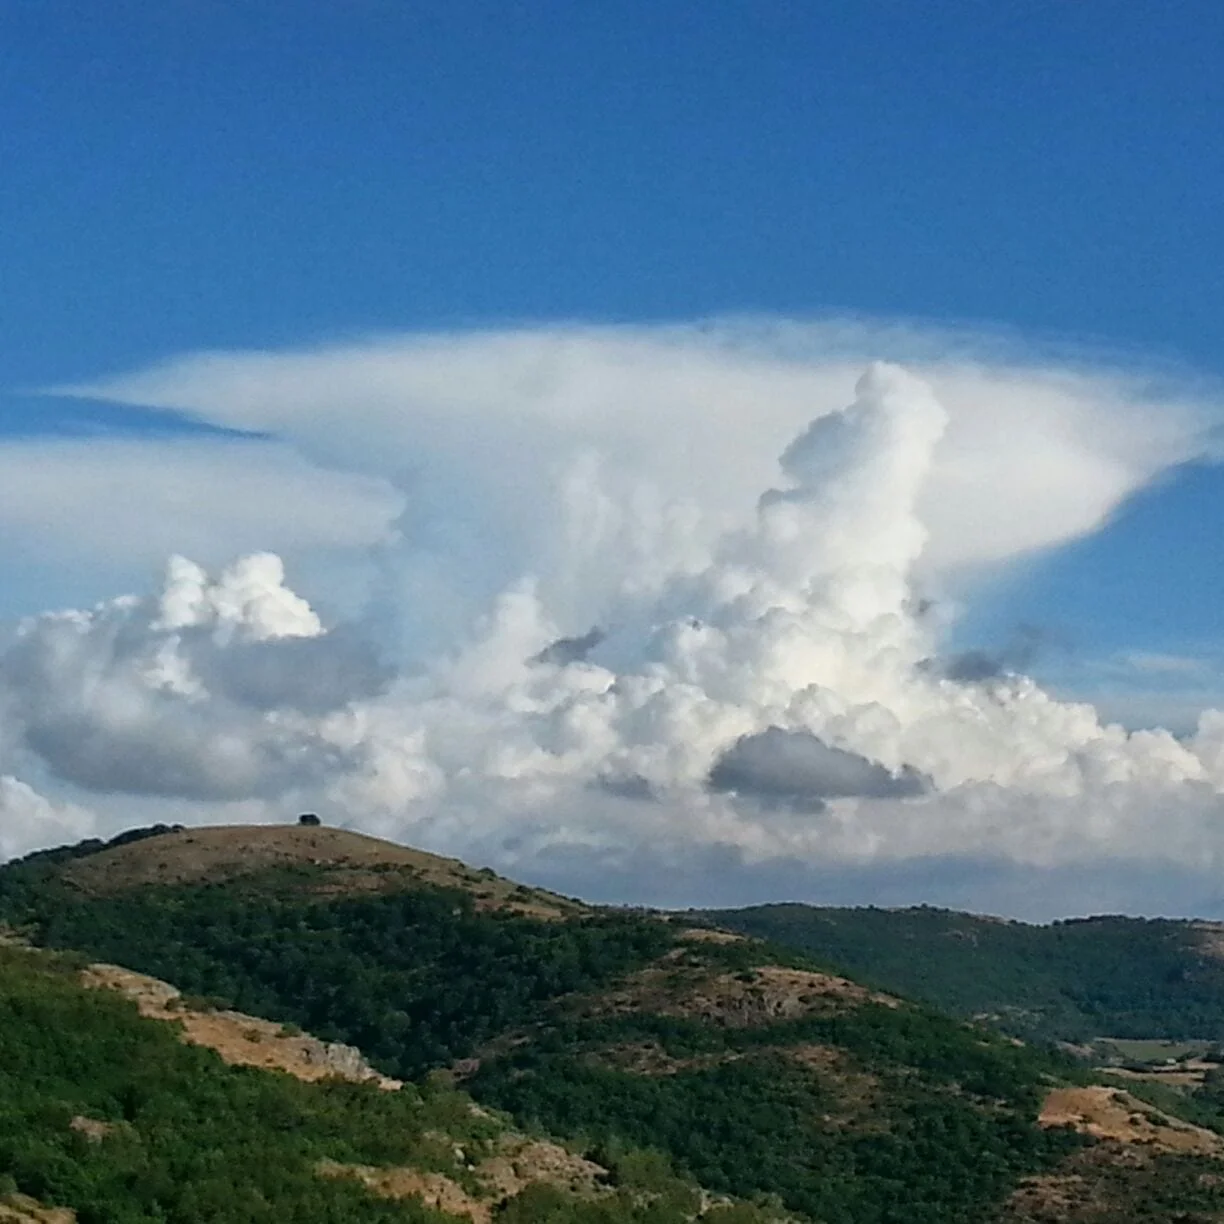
[82,962,401,1089]
[318,1162,490,1223]
[590,963,897,1028]
[1039,1085,1224,1155]
[1192,920,1224,960]
[673,926,746,944]
[62,824,584,919]
[68,1116,115,1144]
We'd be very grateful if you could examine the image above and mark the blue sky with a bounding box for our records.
[5,1,1223,380]
[6,1,1222,694]
[3,2,1224,910]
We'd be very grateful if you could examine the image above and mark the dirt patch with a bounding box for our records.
[0,1196,74,1224]
[320,1136,606,1222]
[68,1115,115,1144]
[82,962,401,1089]
[1192,920,1224,961]
[590,963,897,1028]
[319,1162,488,1223]
[477,1136,605,1202]
[62,824,584,919]
[1039,1085,1224,1155]
[673,927,746,944]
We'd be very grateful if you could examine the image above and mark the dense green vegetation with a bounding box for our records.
[698,903,1224,1042]
[0,942,469,1223]
[2,875,671,1080]
[473,1005,1080,1224]
[0,841,1082,1224]
[10,829,1224,1222]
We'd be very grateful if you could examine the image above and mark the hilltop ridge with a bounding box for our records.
[56,823,585,919]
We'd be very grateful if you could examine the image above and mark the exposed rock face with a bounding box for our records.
[68,1116,114,1144]
[81,963,401,1089]
[297,1036,381,1080]
[0,1195,75,1223]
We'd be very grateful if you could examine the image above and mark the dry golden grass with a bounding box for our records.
[1039,1085,1224,1156]
[0,1197,74,1224]
[62,824,584,919]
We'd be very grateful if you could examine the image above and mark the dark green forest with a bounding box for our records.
[698,903,1224,1042]
[0,942,464,1224]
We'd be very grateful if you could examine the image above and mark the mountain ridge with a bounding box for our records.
[695,901,1224,1045]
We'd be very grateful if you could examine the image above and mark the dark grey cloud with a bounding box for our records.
[708,727,928,810]
[593,772,657,802]
[21,708,349,801]
[187,625,392,714]
[943,649,1010,683]
[532,627,606,667]
[0,608,362,801]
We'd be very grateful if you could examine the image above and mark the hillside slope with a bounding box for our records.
[7,825,1224,1222]
[0,941,771,1224]
[696,903,1224,1043]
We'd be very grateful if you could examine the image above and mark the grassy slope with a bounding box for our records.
[697,903,1224,1043]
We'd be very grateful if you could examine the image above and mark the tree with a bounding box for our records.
[298,814,321,827]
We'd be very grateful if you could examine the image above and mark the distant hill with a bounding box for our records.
[694,903,1224,1044]
[8,824,1224,1222]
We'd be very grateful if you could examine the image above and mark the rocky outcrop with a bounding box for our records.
[81,963,401,1089]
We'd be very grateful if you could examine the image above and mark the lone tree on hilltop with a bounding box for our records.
[297,813,321,827]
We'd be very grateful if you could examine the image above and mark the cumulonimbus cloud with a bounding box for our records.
[2,319,1221,916]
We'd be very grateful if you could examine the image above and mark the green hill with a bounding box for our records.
[7,825,1224,1223]
[694,903,1224,1044]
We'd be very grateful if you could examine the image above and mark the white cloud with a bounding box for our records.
[0,776,95,862]
[0,436,402,613]
[6,320,1224,917]
[57,320,1218,653]
[0,556,370,801]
